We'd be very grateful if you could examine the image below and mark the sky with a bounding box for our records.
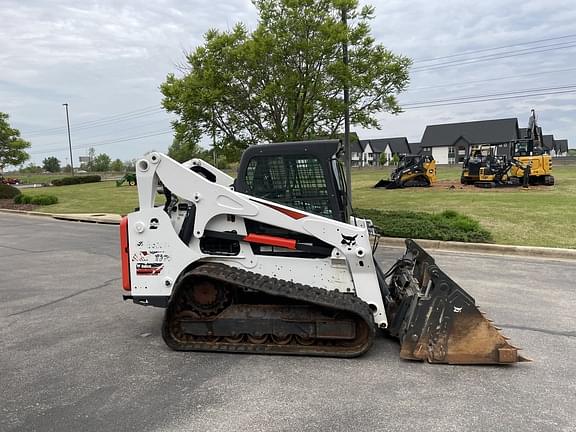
[1,0,575,167]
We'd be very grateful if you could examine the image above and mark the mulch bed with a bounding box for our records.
[0,199,39,211]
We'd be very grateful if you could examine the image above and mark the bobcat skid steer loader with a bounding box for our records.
[120,140,528,364]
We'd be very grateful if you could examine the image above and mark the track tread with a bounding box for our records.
[163,262,375,357]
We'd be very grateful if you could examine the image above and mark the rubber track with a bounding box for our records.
[163,262,376,357]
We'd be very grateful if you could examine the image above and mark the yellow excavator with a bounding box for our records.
[510,110,554,186]
[374,154,437,189]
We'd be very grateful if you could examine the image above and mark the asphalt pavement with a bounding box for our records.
[1,213,575,432]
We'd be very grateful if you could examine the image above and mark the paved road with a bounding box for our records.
[1,213,575,432]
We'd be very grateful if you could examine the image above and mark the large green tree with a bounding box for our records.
[42,156,61,173]
[0,112,31,172]
[110,158,125,172]
[93,153,111,172]
[161,0,411,157]
[167,135,207,163]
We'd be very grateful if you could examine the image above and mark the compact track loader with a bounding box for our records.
[374,154,436,189]
[121,140,527,364]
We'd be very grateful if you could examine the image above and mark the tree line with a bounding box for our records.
[22,151,134,174]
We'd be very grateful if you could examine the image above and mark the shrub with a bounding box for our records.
[14,194,58,206]
[51,175,101,186]
[355,208,493,243]
[0,184,21,199]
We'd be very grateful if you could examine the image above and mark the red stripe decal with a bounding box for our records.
[251,200,307,220]
[243,233,297,250]
[120,217,131,291]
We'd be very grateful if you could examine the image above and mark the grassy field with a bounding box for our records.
[20,164,576,248]
[353,165,576,248]
[22,180,141,215]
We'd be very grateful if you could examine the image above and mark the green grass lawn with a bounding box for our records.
[20,164,576,248]
[352,165,576,248]
[23,181,141,215]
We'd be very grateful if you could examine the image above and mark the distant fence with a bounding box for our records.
[551,156,576,165]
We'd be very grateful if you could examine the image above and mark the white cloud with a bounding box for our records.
[0,0,574,166]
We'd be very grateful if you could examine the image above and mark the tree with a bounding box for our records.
[379,152,388,166]
[0,112,31,172]
[92,153,111,172]
[42,156,61,173]
[20,163,42,174]
[110,159,124,172]
[167,135,209,163]
[123,159,136,171]
[161,0,411,156]
[86,147,97,171]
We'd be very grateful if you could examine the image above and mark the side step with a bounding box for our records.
[385,239,530,364]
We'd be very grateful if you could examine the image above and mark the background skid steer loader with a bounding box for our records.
[374,154,436,189]
[121,140,528,364]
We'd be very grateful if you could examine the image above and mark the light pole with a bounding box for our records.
[341,8,352,217]
[62,103,74,175]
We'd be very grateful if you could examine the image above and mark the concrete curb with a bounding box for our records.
[0,208,120,224]
[378,236,576,260]
[1,208,574,259]
[0,208,55,218]
[52,213,121,224]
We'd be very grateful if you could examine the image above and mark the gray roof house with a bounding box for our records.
[370,137,410,155]
[542,135,555,152]
[553,139,569,155]
[420,118,520,163]
[408,142,422,154]
[359,137,412,166]
[421,118,519,147]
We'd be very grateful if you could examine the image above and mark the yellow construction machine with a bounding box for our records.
[509,143,554,185]
[374,154,437,189]
[461,110,555,188]
[510,109,554,185]
[460,145,524,188]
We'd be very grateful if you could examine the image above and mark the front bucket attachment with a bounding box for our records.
[374,179,401,189]
[384,239,530,364]
[374,179,392,188]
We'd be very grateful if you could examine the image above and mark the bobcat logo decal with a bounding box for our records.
[341,234,358,246]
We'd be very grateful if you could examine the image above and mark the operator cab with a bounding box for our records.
[235,140,349,222]
[397,154,432,169]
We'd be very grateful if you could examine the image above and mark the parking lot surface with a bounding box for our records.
[1,213,575,432]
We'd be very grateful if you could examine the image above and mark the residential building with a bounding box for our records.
[371,137,410,165]
[553,139,569,157]
[357,137,415,166]
[358,140,374,166]
[420,118,519,164]
[351,140,363,166]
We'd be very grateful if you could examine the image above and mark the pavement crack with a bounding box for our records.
[8,278,121,317]
[500,324,576,338]
[0,247,61,256]
[0,244,44,253]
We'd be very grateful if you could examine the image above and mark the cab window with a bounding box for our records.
[244,155,333,219]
